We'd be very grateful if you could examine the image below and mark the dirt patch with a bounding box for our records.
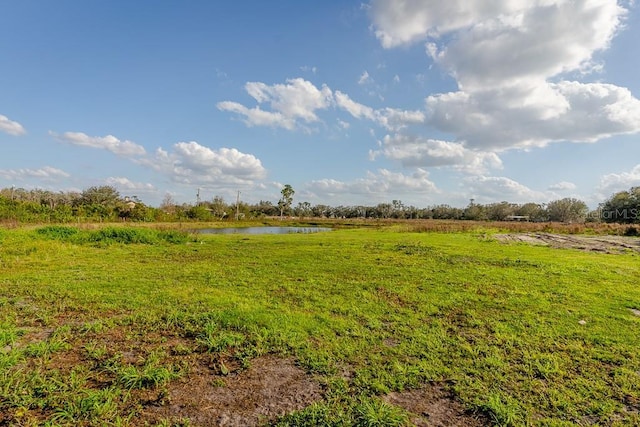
[494,233,640,254]
[384,385,488,426]
[141,355,323,426]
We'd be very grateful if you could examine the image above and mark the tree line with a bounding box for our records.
[0,185,639,224]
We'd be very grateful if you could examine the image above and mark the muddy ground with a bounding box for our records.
[494,232,640,254]
[140,354,487,426]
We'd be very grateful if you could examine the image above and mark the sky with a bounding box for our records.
[2,0,640,209]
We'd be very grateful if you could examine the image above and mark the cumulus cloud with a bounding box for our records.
[140,141,266,186]
[0,166,70,181]
[334,91,376,121]
[548,181,577,191]
[217,78,333,130]
[335,91,424,131]
[371,134,502,173]
[464,175,548,204]
[308,168,438,199]
[51,131,146,157]
[369,0,640,150]
[105,177,155,191]
[596,164,640,198]
[0,114,26,136]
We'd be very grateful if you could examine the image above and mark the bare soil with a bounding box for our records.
[140,355,323,426]
[494,232,640,254]
[384,385,488,426]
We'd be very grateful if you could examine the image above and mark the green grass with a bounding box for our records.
[0,225,639,425]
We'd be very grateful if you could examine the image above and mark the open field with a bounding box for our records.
[1,224,639,426]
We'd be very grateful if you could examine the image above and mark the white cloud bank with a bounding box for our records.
[217,78,333,131]
[369,0,640,150]
[0,166,70,181]
[51,131,146,157]
[141,141,266,187]
[307,168,438,201]
[464,175,549,204]
[105,177,156,192]
[596,164,640,198]
[370,134,502,173]
[51,131,267,191]
[0,114,26,136]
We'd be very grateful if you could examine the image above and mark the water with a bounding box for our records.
[196,226,332,235]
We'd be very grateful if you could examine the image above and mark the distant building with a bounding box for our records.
[505,215,530,222]
[123,196,136,210]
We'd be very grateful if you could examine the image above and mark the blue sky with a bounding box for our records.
[2,1,640,208]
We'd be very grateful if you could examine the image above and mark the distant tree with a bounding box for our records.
[294,201,312,218]
[278,184,295,218]
[430,204,463,220]
[186,204,211,221]
[311,204,331,218]
[546,198,588,223]
[250,200,278,217]
[485,202,517,221]
[463,200,487,220]
[516,203,546,222]
[76,186,122,220]
[79,186,121,207]
[160,193,177,215]
[210,195,228,219]
[375,203,393,219]
[600,187,640,224]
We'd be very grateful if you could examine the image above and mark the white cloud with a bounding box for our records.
[105,177,155,192]
[427,1,624,90]
[358,70,372,85]
[426,82,640,149]
[218,78,333,130]
[140,141,266,186]
[334,91,376,121]
[548,181,577,191]
[337,119,350,129]
[0,166,70,181]
[372,134,502,173]
[51,131,146,157]
[370,1,640,150]
[0,114,26,136]
[464,175,548,204]
[596,164,640,198]
[335,91,424,131]
[308,168,438,199]
[376,108,425,131]
[393,74,400,84]
[216,102,295,130]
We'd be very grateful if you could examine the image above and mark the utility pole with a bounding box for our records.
[236,190,241,220]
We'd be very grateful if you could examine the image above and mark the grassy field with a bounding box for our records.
[0,223,639,426]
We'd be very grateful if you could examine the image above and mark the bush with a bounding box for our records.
[35,226,80,240]
[86,227,191,245]
[87,227,158,244]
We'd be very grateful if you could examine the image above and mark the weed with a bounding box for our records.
[35,226,79,240]
[353,397,410,426]
[114,352,181,389]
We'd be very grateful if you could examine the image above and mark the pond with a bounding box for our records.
[196,226,333,235]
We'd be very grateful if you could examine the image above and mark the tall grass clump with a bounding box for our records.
[87,227,157,244]
[35,225,80,240]
[33,225,191,244]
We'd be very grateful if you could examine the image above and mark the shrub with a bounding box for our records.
[35,226,80,240]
